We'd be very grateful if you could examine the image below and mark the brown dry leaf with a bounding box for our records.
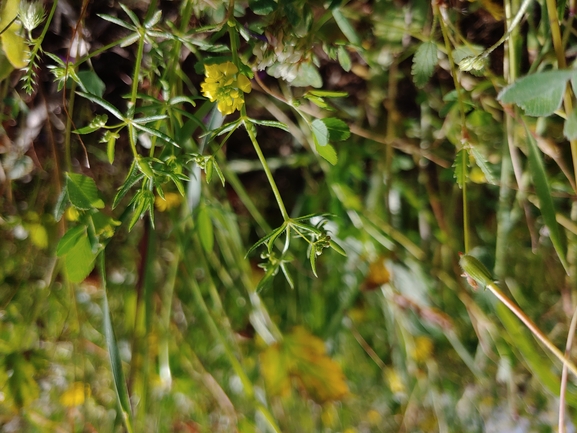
[260,327,349,404]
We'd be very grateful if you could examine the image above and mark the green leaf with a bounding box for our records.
[77,70,106,97]
[322,118,350,141]
[131,123,181,148]
[564,109,577,140]
[469,146,496,185]
[249,0,277,15]
[99,254,134,433]
[54,188,68,222]
[498,70,576,117]
[308,90,348,98]
[332,8,361,46]
[311,119,329,147]
[63,235,98,283]
[316,143,338,165]
[74,114,109,134]
[105,130,119,164]
[330,240,347,256]
[310,244,319,277]
[304,94,331,110]
[453,149,468,188]
[197,206,214,253]
[291,63,322,88]
[337,45,351,72]
[56,225,87,256]
[249,119,289,131]
[412,41,438,88]
[77,91,125,121]
[66,173,105,210]
[525,126,569,274]
[113,160,144,209]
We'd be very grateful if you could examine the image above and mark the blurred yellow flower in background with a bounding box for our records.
[61,382,90,407]
[201,61,251,115]
[155,192,182,212]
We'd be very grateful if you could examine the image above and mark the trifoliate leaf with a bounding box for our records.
[412,41,438,88]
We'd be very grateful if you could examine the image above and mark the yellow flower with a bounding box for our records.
[61,382,91,407]
[201,61,252,115]
[155,192,182,212]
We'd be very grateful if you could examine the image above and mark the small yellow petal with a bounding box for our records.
[237,74,252,93]
[221,61,238,75]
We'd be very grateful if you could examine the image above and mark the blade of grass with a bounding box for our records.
[99,253,134,433]
[524,124,569,274]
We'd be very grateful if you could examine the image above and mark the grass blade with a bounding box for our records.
[98,253,134,433]
[525,125,569,274]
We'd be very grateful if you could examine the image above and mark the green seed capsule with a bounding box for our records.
[459,253,493,290]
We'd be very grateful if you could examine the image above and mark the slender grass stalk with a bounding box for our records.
[559,305,577,433]
[182,251,281,433]
[436,5,470,252]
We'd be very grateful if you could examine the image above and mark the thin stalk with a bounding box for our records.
[545,0,577,193]
[485,280,577,379]
[243,115,290,221]
[130,30,146,109]
[437,5,470,252]
[559,305,577,433]
[184,261,281,433]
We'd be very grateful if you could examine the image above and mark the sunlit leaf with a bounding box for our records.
[316,143,338,165]
[66,173,105,210]
[63,234,98,283]
[0,0,27,69]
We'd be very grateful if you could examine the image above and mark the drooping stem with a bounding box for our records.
[486,281,577,378]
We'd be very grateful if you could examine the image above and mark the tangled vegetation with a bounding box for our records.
[2,0,577,431]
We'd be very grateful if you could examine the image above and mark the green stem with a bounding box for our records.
[243,114,290,221]
[130,30,146,108]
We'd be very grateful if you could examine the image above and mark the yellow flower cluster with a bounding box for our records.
[201,62,251,115]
